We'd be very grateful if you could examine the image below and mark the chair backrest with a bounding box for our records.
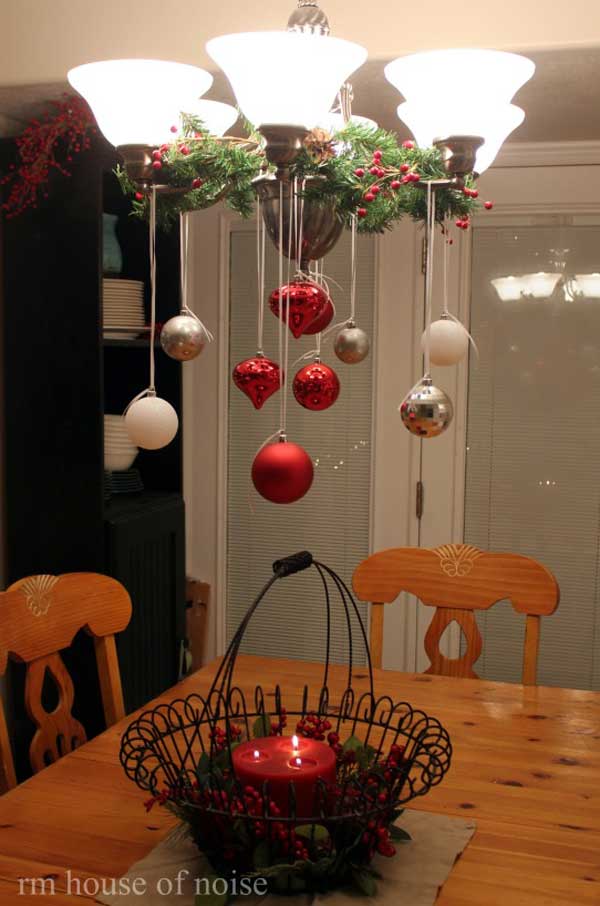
[352,544,559,684]
[0,572,132,791]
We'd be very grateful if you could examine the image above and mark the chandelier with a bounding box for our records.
[492,249,600,302]
[67,1,535,503]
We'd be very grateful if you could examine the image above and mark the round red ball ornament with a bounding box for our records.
[232,355,282,410]
[252,439,314,504]
[293,361,340,411]
[269,280,329,339]
[302,298,335,335]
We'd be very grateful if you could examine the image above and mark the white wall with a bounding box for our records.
[2,0,600,86]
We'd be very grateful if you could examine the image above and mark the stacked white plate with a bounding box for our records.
[103,278,145,340]
[104,414,139,471]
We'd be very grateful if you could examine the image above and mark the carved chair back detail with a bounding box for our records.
[0,572,132,792]
[352,545,559,684]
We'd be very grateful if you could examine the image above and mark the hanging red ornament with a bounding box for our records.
[269,280,328,339]
[293,361,340,411]
[252,438,314,504]
[302,298,335,335]
[232,355,282,410]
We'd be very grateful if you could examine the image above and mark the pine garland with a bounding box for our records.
[117,116,485,232]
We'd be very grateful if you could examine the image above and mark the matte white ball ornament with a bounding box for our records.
[125,394,179,450]
[422,316,469,366]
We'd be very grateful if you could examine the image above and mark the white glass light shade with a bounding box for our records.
[491,276,526,302]
[572,273,600,299]
[492,273,561,301]
[206,32,367,129]
[317,113,378,134]
[183,99,239,137]
[68,60,213,147]
[396,102,525,173]
[384,49,535,106]
[521,272,561,299]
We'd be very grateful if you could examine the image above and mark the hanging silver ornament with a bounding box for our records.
[399,376,453,438]
[334,320,370,364]
[160,311,207,361]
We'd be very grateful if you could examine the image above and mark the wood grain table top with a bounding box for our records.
[0,655,599,904]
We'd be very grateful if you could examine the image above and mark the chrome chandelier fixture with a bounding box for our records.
[66,1,537,472]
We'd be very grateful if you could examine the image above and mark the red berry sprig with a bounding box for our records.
[296,711,332,741]
[1,94,96,218]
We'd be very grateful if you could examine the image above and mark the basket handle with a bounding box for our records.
[273,551,313,577]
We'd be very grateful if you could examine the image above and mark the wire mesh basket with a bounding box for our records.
[120,552,452,890]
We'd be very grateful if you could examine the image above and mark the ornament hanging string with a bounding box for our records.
[256,197,266,355]
[319,214,358,341]
[251,178,296,506]
[402,182,437,402]
[124,186,158,415]
[423,180,435,378]
[440,213,479,361]
[149,184,157,391]
[280,178,295,435]
[179,212,213,342]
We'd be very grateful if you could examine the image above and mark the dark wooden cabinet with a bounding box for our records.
[105,492,185,713]
[0,138,187,773]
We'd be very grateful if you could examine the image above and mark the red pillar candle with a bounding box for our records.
[232,734,337,819]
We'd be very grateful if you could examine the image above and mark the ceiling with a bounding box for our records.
[1,46,599,145]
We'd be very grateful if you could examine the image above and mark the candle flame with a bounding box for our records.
[253,749,260,759]
[292,734,299,752]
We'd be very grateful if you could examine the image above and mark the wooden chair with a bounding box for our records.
[185,578,210,673]
[0,572,132,792]
[352,544,559,685]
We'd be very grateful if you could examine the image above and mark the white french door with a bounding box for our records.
[419,158,600,689]
[183,150,600,685]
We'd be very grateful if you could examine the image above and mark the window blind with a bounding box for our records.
[465,224,600,690]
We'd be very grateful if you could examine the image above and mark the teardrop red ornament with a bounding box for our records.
[252,439,314,504]
[269,280,329,339]
[293,361,340,411]
[232,355,282,410]
[302,298,335,335]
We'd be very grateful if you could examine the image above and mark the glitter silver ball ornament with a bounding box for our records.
[399,376,454,438]
[160,312,207,361]
[334,321,370,364]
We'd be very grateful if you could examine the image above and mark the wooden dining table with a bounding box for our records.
[0,654,599,905]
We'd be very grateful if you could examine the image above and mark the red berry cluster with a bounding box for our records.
[353,145,421,220]
[270,706,288,735]
[296,711,332,740]
[362,820,396,858]
[1,94,96,218]
[209,722,242,753]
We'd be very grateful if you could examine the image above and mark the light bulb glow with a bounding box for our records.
[521,272,561,299]
[317,113,378,134]
[491,276,523,301]
[385,49,535,106]
[183,99,238,137]
[396,102,525,173]
[207,32,367,129]
[572,273,600,299]
[68,59,213,147]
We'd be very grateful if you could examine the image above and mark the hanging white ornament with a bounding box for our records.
[124,188,179,451]
[334,320,370,364]
[421,315,469,366]
[160,311,209,361]
[125,394,179,450]
[399,376,453,437]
